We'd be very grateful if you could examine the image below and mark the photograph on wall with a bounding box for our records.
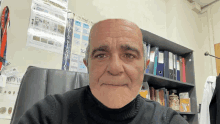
[26,0,67,54]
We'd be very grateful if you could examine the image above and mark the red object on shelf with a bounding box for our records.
[182,58,186,83]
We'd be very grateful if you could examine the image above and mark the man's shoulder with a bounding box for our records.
[51,85,88,102]
[141,97,168,110]
[140,97,183,124]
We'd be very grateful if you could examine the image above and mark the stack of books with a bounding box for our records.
[149,87,169,107]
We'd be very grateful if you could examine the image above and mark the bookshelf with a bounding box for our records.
[141,29,198,124]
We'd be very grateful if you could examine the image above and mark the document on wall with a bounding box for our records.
[68,14,94,73]
[26,0,68,54]
[0,75,23,119]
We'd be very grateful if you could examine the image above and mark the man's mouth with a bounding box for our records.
[103,84,127,87]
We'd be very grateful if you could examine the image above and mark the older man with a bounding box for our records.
[18,19,188,124]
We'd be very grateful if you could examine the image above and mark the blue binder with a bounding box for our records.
[157,51,164,77]
[153,47,159,75]
[177,56,180,81]
[145,44,151,73]
[164,51,169,78]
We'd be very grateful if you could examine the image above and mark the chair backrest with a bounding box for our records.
[10,66,89,124]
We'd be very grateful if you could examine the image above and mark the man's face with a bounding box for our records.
[84,19,145,109]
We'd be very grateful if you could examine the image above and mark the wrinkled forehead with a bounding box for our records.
[89,19,143,44]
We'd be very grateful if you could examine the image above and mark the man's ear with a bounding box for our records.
[146,59,150,67]
[83,58,88,67]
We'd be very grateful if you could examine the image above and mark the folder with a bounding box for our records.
[164,51,169,78]
[169,52,174,79]
[173,54,177,80]
[177,56,180,81]
[145,44,151,73]
[179,56,183,82]
[148,47,157,74]
[157,51,164,77]
[182,58,186,83]
[153,47,159,75]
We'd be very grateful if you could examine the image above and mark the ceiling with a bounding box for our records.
[193,0,217,7]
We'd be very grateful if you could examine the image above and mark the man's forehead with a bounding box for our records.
[89,19,143,45]
[90,19,142,35]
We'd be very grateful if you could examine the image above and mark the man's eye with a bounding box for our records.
[95,54,106,59]
[125,53,135,59]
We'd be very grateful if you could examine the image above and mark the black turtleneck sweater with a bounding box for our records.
[18,85,188,124]
[85,85,141,124]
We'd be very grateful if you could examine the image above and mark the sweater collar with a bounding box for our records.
[84,85,141,123]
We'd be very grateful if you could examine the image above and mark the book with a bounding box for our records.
[179,92,189,99]
[150,87,155,101]
[155,89,160,103]
[159,89,165,106]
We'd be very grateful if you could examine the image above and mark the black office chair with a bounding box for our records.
[10,66,89,124]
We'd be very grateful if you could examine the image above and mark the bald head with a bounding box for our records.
[89,19,143,42]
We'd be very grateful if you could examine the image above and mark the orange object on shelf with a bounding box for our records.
[139,90,148,98]
[179,98,191,112]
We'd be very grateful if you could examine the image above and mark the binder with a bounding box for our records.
[148,47,157,74]
[179,56,183,82]
[157,51,164,77]
[153,47,159,75]
[164,51,169,78]
[169,52,174,79]
[173,54,177,80]
[182,58,186,83]
[177,56,180,81]
[145,44,151,73]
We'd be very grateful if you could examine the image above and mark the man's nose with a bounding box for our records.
[107,54,124,76]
